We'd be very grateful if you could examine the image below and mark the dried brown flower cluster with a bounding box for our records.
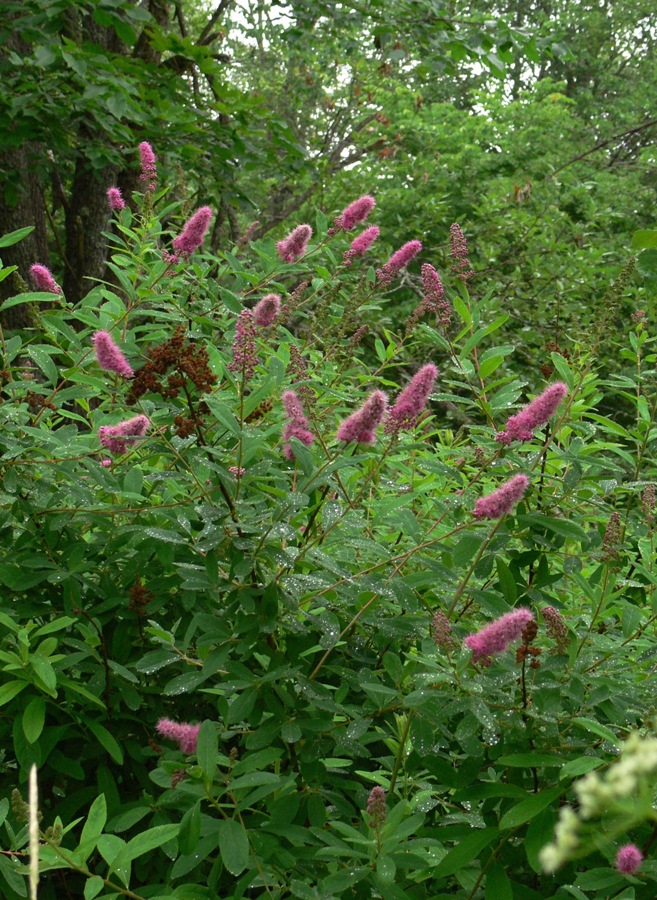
[127,326,216,438]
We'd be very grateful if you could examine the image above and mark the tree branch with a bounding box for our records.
[550,118,657,178]
[198,0,234,46]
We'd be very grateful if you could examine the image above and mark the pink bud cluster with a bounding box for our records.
[431,609,455,651]
[541,606,569,654]
[92,331,134,378]
[496,383,568,444]
[336,390,388,444]
[99,414,150,455]
[465,608,534,664]
[172,206,213,258]
[30,264,61,294]
[107,187,126,211]
[277,224,313,263]
[156,717,201,754]
[385,363,438,434]
[473,474,529,520]
[253,294,281,327]
[366,786,387,827]
[282,390,315,459]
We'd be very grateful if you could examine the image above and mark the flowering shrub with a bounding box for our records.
[1,149,657,898]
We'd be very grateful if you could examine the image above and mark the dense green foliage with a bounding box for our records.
[1,156,657,896]
[2,1,657,898]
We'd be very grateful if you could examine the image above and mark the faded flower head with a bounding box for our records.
[107,187,126,211]
[366,786,387,828]
[228,309,258,384]
[496,382,567,445]
[92,330,134,378]
[465,608,534,664]
[385,363,438,434]
[541,606,569,654]
[30,264,61,294]
[172,206,213,258]
[473,474,529,520]
[253,293,281,327]
[449,223,473,282]
[277,224,313,263]
[282,390,315,459]
[602,510,622,562]
[336,390,388,444]
[431,609,455,651]
[616,844,643,875]
[156,718,201,754]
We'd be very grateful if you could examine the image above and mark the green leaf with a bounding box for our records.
[0,226,35,248]
[78,794,107,862]
[22,696,46,744]
[123,824,179,860]
[637,248,657,279]
[84,875,105,900]
[87,720,124,764]
[178,801,202,856]
[631,230,657,250]
[218,819,249,875]
[196,720,217,779]
[485,862,513,899]
[499,785,562,830]
[497,753,564,768]
[434,827,498,876]
[560,757,605,780]
[0,681,27,706]
[571,717,617,745]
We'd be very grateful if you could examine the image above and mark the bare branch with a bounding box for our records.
[550,118,657,178]
[198,0,234,46]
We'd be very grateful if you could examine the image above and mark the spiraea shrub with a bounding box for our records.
[2,146,657,899]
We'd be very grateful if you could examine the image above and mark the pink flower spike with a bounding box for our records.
[277,224,313,263]
[138,141,157,192]
[107,187,125,211]
[30,264,61,294]
[386,363,438,434]
[616,844,643,875]
[473,474,529,520]
[465,608,534,663]
[98,414,150,455]
[337,390,388,444]
[387,240,422,272]
[172,206,213,258]
[338,195,376,230]
[228,309,258,384]
[350,225,380,255]
[253,293,281,327]
[156,717,201,755]
[282,390,315,459]
[92,331,134,378]
[496,382,568,445]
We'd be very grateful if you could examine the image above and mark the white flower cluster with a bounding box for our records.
[540,732,657,873]
[539,807,580,874]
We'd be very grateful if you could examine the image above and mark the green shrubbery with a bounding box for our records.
[1,155,657,898]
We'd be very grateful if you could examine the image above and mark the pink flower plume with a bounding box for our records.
[496,382,568,444]
[30,264,61,294]
[338,195,376,231]
[282,390,315,459]
[156,718,201,754]
[253,294,281,327]
[385,363,438,434]
[473,474,529,520]
[337,390,388,444]
[98,414,150,455]
[465,608,534,663]
[92,331,134,378]
[172,206,213,258]
[277,224,312,263]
